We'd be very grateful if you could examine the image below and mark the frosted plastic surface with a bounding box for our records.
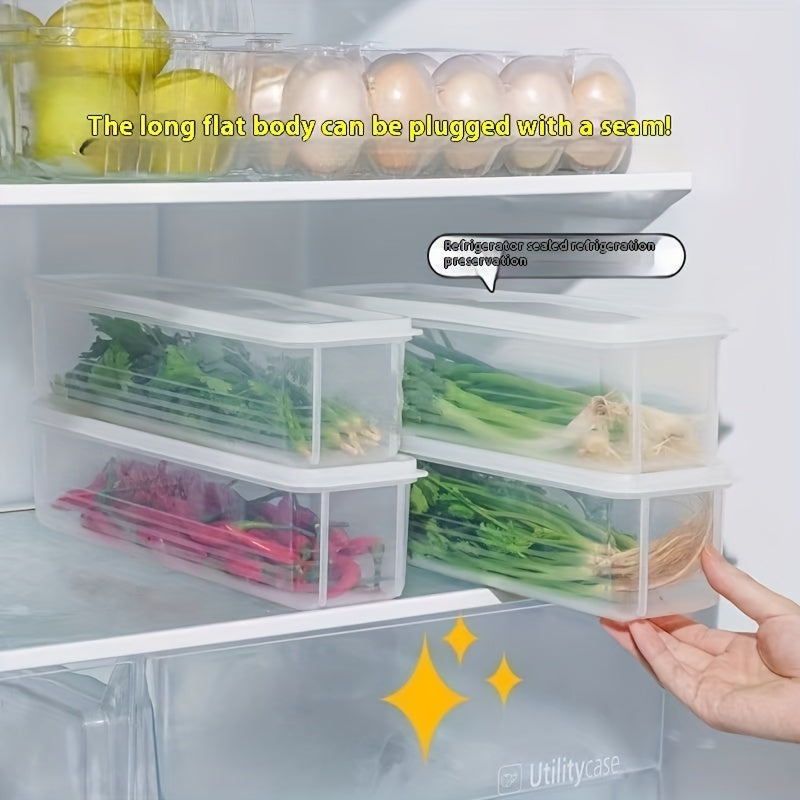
[0,510,478,659]
[0,510,281,650]
[150,603,663,800]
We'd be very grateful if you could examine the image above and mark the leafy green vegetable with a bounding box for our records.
[408,462,641,600]
[403,331,702,468]
[402,334,591,449]
[58,315,381,461]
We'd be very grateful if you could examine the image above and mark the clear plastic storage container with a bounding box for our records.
[404,436,730,621]
[1,0,256,34]
[0,661,157,800]
[149,603,664,800]
[309,284,731,474]
[31,274,414,466]
[244,46,635,180]
[0,601,665,800]
[32,402,424,609]
[0,28,262,180]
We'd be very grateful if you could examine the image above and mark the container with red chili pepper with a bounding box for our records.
[33,403,425,610]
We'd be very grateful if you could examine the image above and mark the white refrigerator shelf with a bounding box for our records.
[0,172,691,218]
[0,509,500,673]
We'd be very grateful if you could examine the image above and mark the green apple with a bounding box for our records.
[40,1,171,87]
[139,69,237,176]
[30,73,139,174]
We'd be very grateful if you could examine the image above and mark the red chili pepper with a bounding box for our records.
[211,522,300,565]
[264,529,314,557]
[327,555,362,599]
[224,556,266,583]
[81,510,125,539]
[329,527,350,551]
[137,528,209,559]
[135,529,163,547]
[337,537,384,557]
[54,489,98,512]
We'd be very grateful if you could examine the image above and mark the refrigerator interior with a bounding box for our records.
[1,0,800,798]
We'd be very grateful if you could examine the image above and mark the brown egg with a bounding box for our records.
[566,69,633,171]
[434,54,505,174]
[281,54,369,177]
[572,70,632,118]
[501,57,573,174]
[408,52,438,74]
[365,54,440,176]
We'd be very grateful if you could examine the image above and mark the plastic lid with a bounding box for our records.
[310,284,731,344]
[31,27,279,51]
[32,401,425,492]
[402,435,732,497]
[31,275,416,347]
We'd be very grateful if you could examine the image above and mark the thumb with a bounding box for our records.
[757,615,800,679]
[701,546,800,624]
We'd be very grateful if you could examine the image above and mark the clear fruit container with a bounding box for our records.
[2,27,261,180]
[1,0,256,33]
[404,436,731,621]
[32,401,424,609]
[309,284,731,474]
[31,274,414,467]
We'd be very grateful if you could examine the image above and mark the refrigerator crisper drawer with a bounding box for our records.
[309,284,730,474]
[31,402,424,610]
[404,437,731,621]
[30,274,414,467]
[0,662,157,800]
[0,602,661,800]
[148,604,664,800]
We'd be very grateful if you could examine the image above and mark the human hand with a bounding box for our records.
[601,546,800,743]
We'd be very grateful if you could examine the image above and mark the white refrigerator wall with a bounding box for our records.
[1,0,798,635]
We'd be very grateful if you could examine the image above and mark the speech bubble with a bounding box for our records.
[427,236,507,291]
[428,234,686,291]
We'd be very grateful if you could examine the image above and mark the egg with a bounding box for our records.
[408,52,438,74]
[565,69,634,171]
[365,53,440,176]
[501,56,573,174]
[572,70,632,118]
[281,54,368,177]
[434,54,505,174]
[248,52,299,172]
